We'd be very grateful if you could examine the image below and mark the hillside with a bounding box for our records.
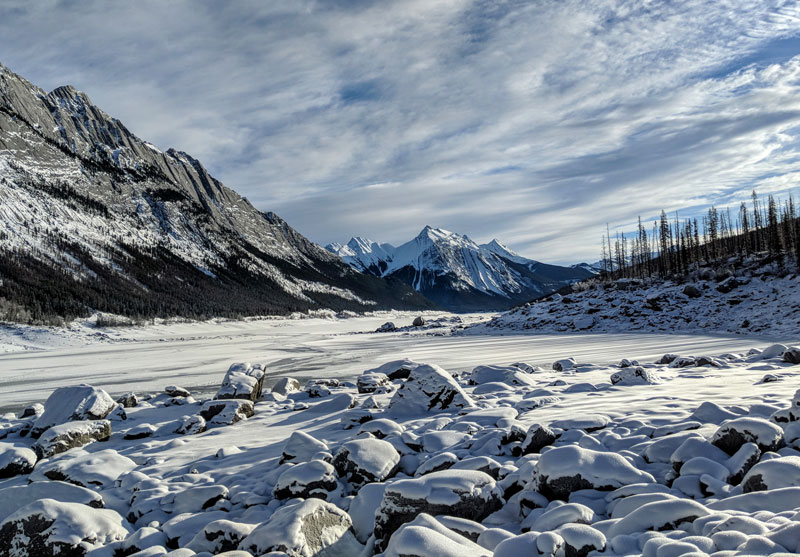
[0,62,436,323]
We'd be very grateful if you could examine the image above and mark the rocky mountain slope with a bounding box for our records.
[471,254,800,337]
[0,62,435,322]
[327,227,592,312]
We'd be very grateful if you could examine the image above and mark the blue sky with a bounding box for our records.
[3,0,800,263]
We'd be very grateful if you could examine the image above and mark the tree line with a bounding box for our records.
[601,191,800,279]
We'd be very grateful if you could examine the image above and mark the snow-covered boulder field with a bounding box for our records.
[4,344,800,555]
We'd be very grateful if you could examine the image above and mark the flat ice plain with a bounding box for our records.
[0,311,790,412]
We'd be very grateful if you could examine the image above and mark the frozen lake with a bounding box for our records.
[0,312,790,411]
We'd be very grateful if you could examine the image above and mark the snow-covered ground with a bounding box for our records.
[0,313,784,413]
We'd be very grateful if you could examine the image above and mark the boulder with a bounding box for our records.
[19,403,44,419]
[333,438,400,487]
[553,358,577,371]
[199,399,254,425]
[30,385,116,438]
[164,385,190,397]
[610,366,659,385]
[274,459,338,500]
[468,365,537,387]
[518,423,557,456]
[377,321,397,332]
[413,316,426,327]
[358,418,404,439]
[271,377,301,396]
[556,524,606,557]
[185,519,256,554]
[388,364,475,414]
[381,514,488,557]
[716,276,739,293]
[0,499,129,556]
[682,284,702,298]
[783,346,800,364]
[281,430,329,464]
[657,354,679,364]
[365,359,424,381]
[374,470,502,552]
[123,423,157,440]
[214,362,265,401]
[741,456,800,493]
[711,417,785,455]
[357,372,391,394]
[115,392,138,408]
[238,499,361,556]
[0,482,104,523]
[163,414,206,436]
[30,448,136,489]
[535,445,655,500]
[32,420,111,459]
[0,443,37,478]
[168,485,229,514]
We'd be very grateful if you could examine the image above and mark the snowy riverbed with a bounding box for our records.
[0,313,789,412]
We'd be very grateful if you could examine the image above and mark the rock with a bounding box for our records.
[358,418,404,439]
[30,385,116,438]
[274,459,338,500]
[468,365,537,387]
[115,392,138,408]
[610,366,659,385]
[374,470,503,552]
[366,359,424,381]
[413,316,426,327]
[607,499,711,537]
[531,502,595,532]
[0,482,104,523]
[238,499,361,556]
[333,438,400,487]
[31,448,136,489]
[271,377,301,396]
[518,423,557,456]
[185,519,256,554]
[164,385,190,397]
[214,362,265,402]
[741,456,800,493]
[169,485,229,514]
[124,423,157,440]
[783,346,800,364]
[716,276,739,293]
[556,524,606,557]
[711,417,785,455]
[381,513,488,557]
[305,382,331,398]
[199,399,254,425]
[0,499,129,556]
[349,482,387,543]
[388,364,475,414]
[759,343,787,360]
[32,420,111,459]
[281,430,329,464]
[573,315,595,330]
[726,442,761,485]
[553,358,577,371]
[19,403,44,419]
[341,408,375,429]
[357,372,391,393]
[0,443,37,478]
[657,353,679,364]
[535,445,655,500]
[682,284,702,298]
[377,321,397,332]
[171,415,206,435]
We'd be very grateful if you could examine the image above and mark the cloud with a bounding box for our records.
[2,0,800,263]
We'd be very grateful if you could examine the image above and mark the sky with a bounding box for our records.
[3,1,800,264]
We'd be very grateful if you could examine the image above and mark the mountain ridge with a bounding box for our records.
[0,61,436,323]
[326,227,593,312]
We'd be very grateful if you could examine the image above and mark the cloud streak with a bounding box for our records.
[2,0,800,263]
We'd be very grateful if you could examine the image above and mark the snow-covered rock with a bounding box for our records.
[333,438,400,487]
[610,366,659,385]
[281,430,329,464]
[741,456,800,492]
[185,519,256,554]
[711,417,785,454]
[238,498,362,556]
[553,358,577,371]
[32,419,111,459]
[518,423,557,455]
[607,499,711,537]
[374,470,502,552]
[388,364,475,414]
[31,448,136,489]
[213,362,265,402]
[164,385,190,397]
[380,513,490,557]
[468,365,537,387]
[535,445,655,500]
[357,372,391,393]
[0,499,129,556]
[30,385,116,438]
[0,443,37,478]
[274,459,338,500]
[199,399,254,425]
[123,423,157,440]
[0,481,104,523]
[365,359,424,381]
[272,377,301,396]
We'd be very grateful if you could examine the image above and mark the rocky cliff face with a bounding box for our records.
[0,62,435,322]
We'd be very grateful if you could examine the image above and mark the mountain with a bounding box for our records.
[0,62,436,323]
[327,226,593,312]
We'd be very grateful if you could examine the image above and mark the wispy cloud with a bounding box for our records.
[3,0,800,263]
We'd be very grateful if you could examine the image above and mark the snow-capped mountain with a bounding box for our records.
[327,226,593,312]
[0,62,435,322]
